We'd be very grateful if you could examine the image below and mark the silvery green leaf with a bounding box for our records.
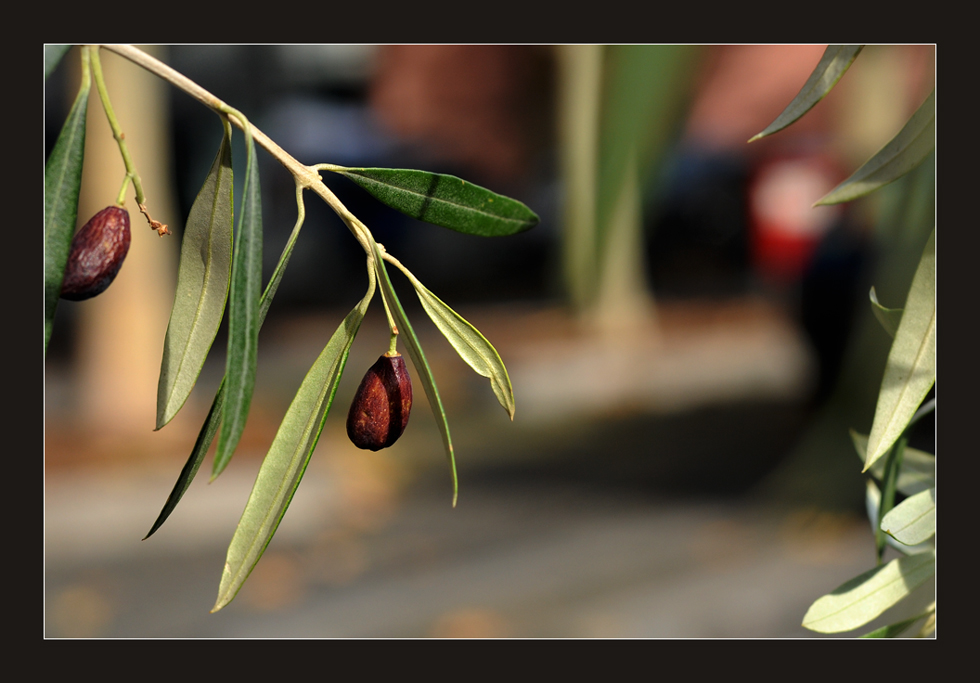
[749,45,863,142]
[851,430,934,496]
[802,549,935,633]
[212,291,371,612]
[156,121,234,429]
[816,90,935,205]
[864,229,935,472]
[393,269,514,420]
[869,286,903,339]
[881,487,935,546]
[371,241,458,505]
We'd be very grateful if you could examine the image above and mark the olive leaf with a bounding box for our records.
[749,45,864,142]
[391,265,515,420]
[215,127,263,470]
[880,487,936,546]
[816,90,935,206]
[864,229,935,472]
[45,48,90,356]
[859,610,933,638]
[869,286,903,339]
[45,44,72,81]
[850,430,934,496]
[145,187,308,539]
[864,479,933,557]
[144,382,224,539]
[802,549,935,633]
[371,240,458,506]
[873,438,906,561]
[329,166,539,237]
[212,287,373,612]
[156,120,234,430]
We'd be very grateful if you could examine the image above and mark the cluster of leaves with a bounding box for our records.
[750,45,935,637]
[44,45,537,612]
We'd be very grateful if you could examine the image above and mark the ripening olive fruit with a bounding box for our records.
[347,352,413,451]
[60,206,131,301]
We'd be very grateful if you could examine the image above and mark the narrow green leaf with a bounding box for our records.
[156,121,234,429]
[145,189,308,538]
[864,480,933,557]
[45,52,90,355]
[864,229,935,472]
[859,611,932,638]
[881,487,936,546]
[332,166,539,237]
[850,430,934,496]
[372,242,458,505]
[212,293,372,612]
[749,45,863,142]
[45,45,72,81]
[143,379,225,540]
[395,269,514,419]
[816,90,935,205]
[869,286,903,339]
[802,550,935,633]
[874,438,906,561]
[215,130,263,471]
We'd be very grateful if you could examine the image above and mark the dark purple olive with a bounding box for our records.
[347,352,413,451]
[60,206,131,301]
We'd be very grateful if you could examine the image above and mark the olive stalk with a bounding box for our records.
[89,47,169,235]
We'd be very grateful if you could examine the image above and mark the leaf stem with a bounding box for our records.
[373,243,400,337]
[90,46,170,235]
[876,436,906,563]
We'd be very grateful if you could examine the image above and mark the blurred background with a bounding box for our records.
[44,44,935,638]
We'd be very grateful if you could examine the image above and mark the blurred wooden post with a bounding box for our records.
[555,44,602,315]
[592,149,654,334]
[74,45,178,436]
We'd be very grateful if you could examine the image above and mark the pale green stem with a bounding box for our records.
[89,46,170,235]
[99,44,374,254]
[371,241,400,338]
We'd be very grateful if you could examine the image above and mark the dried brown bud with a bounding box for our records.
[347,352,413,451]
[60,206,131,301]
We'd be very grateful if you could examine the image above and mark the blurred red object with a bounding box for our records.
[747,151,845,284]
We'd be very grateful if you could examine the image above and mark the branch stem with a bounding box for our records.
[99,44,373,252]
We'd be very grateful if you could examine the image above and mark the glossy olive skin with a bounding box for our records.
[347,353,413,451]
[60,206,131,301]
